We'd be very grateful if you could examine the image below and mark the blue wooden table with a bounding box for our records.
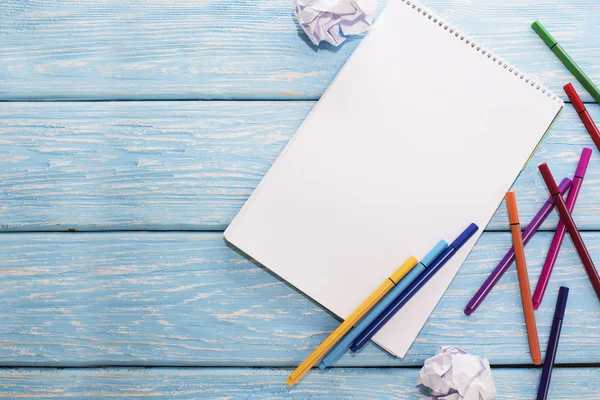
[1,0,599,398]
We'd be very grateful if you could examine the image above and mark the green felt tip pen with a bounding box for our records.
[532,20,600,104]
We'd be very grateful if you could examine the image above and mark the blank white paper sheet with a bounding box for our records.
[224,0,563,357]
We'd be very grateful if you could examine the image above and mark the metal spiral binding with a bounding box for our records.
[401,0,562,104]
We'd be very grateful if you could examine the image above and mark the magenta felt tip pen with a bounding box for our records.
[533,148,591,309]
[464,177,571,315]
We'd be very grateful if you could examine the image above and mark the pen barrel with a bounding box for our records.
[552,45,600,103]
[506,192,519,225]
[531,21,557,48]
[511,225,526,275]
[554,287,569,320]
[464,178,570,315]
[574,148,592,178]
[350,224,476,352]
[538,287,569,400]
[533,178,583,308]
[552,193,600,300]
[350,250,454,352]
[567,178,584,205]
[539,164,560,195]
[510,223,541,365]
[533,219,567,308]
[581,111,600,151]
[563,83,586,113]
[536,318,563,400]
[320,264,426,369]
[565,83,600,151]
[286,276,395,385]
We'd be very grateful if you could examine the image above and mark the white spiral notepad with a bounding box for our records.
[225,0,563,357]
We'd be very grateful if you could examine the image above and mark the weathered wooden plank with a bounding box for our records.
[0,101,302,231]
[1,0,599,100]
[0,367,598,399]
[1,101,599,231]
[0,231,598,367]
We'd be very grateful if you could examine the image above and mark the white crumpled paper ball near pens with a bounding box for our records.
[293,0,378,46]
[417,347,496,400]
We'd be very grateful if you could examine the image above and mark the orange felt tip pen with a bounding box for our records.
[506,191,542,365]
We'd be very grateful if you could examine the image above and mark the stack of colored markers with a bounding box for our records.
[465,148,598,317]
[464,20,600,400]
[286,223,480,386]
[286,20,600,400]
[462,153,594,400]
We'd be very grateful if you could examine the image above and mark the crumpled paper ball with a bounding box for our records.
[293,0,378,46]
[417,347,496,400]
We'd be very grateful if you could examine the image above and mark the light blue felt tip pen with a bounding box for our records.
[317,240,449,370]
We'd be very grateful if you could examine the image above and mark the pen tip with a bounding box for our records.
[286,378,295,386]
[533,301,540,310]
[464,307,473,316]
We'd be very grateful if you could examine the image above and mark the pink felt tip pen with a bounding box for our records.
[533,148,592,309]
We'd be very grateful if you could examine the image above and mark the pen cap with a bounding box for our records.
[564,83,586,114]
[558,177,572,194]
[538,163,560,195]
[531,21,557,48]
[389,256,419,284]
[450,223,479,249]
[554,286,569,320]
[421,240,449,268]
[547,178,572,206]
[575,148,593,178]
[505,191,520,225]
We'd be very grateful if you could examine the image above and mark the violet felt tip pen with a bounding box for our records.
[533,148,591,309]
[464,177,571,316]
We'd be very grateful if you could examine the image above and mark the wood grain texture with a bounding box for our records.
[3,0,600,397]
[1,0,599,101]
[0,367,598,399]
[0,231,598,367]
[1,101,600,232]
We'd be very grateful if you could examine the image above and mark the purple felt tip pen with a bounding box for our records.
[464,177,571,316]
[533,148,592,309]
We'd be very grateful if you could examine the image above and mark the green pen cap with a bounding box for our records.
[531,21,557,48]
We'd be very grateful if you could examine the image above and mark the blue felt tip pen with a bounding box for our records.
[350,223,479,352]
[536,286,569,400]
[318,240,448,369]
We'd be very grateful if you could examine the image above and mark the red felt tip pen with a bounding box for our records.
[564,83,600,151]
[538,163,600,301]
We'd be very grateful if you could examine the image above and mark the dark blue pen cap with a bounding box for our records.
[450,223,479,249]
[554,286,569,320]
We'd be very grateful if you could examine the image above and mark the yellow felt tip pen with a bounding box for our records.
[286,255,419,386]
